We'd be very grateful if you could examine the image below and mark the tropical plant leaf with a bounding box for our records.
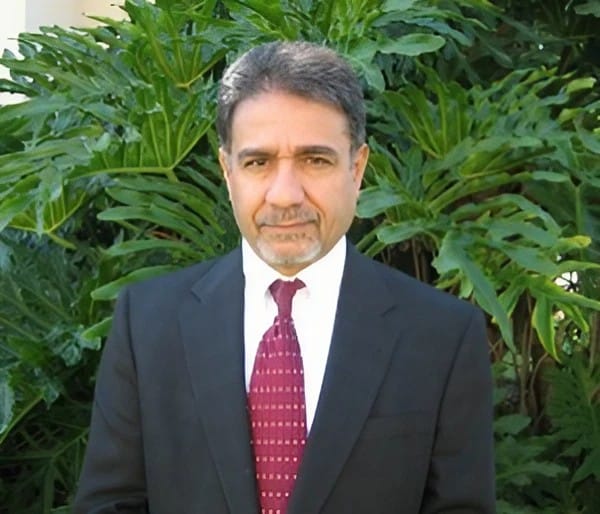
[546,356,600,482]
[0,371,15,434]
[378,33,446,56]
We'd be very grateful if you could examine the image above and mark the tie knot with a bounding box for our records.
[270,279,305,318]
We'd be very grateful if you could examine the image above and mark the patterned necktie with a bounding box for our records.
[248,278,307,514]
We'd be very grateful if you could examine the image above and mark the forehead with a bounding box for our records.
[229,91,352,151]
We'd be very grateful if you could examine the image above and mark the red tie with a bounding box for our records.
[248,279,307,514]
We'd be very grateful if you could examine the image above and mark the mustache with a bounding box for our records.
[256,207,318,226]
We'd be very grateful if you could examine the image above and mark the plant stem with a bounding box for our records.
[590,311,599,371]
[411,239,421,281]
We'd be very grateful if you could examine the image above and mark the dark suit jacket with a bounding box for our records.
[73,244,495,513]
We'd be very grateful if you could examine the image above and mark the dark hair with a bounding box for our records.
[216,41,366,151]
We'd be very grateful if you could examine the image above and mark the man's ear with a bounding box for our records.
[352,143,369,192]
[218,148,232,198]
[218,147,230,177]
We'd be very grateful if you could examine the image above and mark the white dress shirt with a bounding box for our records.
[242,236,346,432]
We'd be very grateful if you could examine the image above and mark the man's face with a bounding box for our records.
[219,90,369,276]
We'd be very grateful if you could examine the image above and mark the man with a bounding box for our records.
[74,41,495,513]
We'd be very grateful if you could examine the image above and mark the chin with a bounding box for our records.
[257,239,323,269]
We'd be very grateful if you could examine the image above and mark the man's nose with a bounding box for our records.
[265,159,305,207]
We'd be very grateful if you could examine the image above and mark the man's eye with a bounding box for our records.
[243,158,268,168]
[305,156,331,167]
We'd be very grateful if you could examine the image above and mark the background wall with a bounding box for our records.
[25,0,127,30]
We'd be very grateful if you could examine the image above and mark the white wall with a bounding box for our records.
[25,0,127,31]
[1,0,127,104]
[1,1,27,103]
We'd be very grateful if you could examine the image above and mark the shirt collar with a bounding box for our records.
[242,236,347,300]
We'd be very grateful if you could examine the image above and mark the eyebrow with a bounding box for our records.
[235,145,339,163]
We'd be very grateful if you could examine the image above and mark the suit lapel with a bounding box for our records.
[288,245,401,514]
[178,249,259,514]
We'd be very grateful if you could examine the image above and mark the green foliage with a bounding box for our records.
[494,356,600,513]
[495,417,567,513]
[493,363,566,513]
[358,65,600,356]
[0,0,232,244]
[0,239,101,437]
[223,0,501,91]
[0,399,90,513]
[0,3,239,507]
[547,356,600,483]
[0,0,598,512]
[0,235,112,512]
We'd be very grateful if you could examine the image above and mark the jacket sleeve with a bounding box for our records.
[419,308,496,514]
[72,288,149,514]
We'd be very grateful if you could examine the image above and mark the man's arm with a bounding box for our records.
[420,308,496,514]
[73,289,148,514]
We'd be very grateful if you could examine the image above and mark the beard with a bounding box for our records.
[254,207,322,267]
[256,231,323,267]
